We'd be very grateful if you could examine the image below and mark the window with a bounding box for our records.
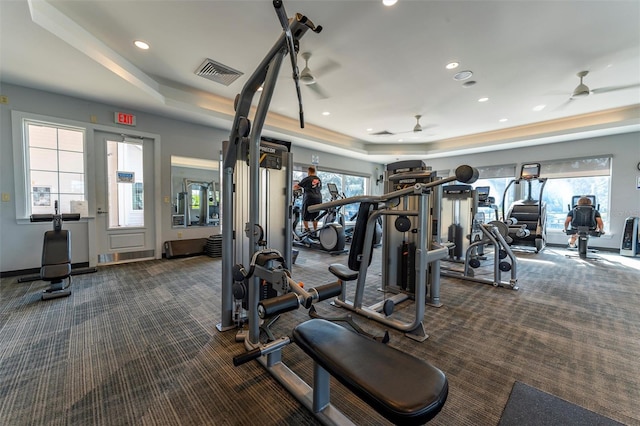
[24,120,86,215]
[540,157,611,232]
[472,164,517,220]
[132,183,144,210]
[293,166,369,223]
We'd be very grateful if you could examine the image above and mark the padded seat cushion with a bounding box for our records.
[328,263,359,281]
[41,264,71,281]
[293,319,448,425]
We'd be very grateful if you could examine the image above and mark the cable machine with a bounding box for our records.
[215,4,451,424]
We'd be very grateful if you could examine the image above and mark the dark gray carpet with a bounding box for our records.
[1,246,639,425]
[499,381,624,426]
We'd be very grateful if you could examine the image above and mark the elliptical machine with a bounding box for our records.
[292,186,346,254]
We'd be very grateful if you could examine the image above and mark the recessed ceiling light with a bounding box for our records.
[398,138,404,142]
[322,111,330,116]
[499,118,508,122]
[366,128,373,132]
[446,62,459,70]
[478,97,489,102]
[453,70,473,81]
[383,0,398,6]
[134,40,150,50]
[533,104,546,111]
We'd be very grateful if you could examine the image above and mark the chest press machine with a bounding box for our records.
[308,163,480,341]
[218,2,449,424]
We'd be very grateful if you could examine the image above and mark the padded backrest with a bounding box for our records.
[571,206,596,229]
[348,202,375,271]
[42,230,72,266]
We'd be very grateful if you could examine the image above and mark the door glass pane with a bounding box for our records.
[107,140,144,228]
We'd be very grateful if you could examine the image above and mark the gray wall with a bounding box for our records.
[0,83,383,273]
[423,132,640,249]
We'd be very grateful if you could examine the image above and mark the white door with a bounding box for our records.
[94,131,155,264]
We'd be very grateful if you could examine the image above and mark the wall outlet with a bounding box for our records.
[177,232,183,239]
[90,115,98,123]
[1,193,10,202]
[163,196,170,203]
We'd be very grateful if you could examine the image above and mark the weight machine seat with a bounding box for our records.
[293,319,448,425]
[40,230,72,282]
[328,263,358,282]
[327,202,374,283]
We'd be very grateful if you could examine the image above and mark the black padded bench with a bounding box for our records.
[293,318,448,425]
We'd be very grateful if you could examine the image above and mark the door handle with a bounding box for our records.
[97,210,109,214]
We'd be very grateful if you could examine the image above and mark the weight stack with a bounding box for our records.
[205,235,223,258]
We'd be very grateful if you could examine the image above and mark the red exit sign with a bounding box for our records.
[114,112,136,126]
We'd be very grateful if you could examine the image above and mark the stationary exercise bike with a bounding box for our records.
[565,195,603,260]
[20,201,80,300]
[292,188,346,254]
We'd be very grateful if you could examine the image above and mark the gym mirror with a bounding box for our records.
[170,155,220,228]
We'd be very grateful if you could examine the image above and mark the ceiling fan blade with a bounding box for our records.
[545,89,571,96]
[591,83,640,94]
[306,82,329,99]
[554,98,575,111]
[312,59,341,78]
[370,130,395,136]
[394,124,436,134]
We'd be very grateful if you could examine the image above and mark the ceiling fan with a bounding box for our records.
[370,115,434,136]
[297,52,339,99]
[557,70,640,109]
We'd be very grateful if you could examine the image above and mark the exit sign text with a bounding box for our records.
[115,112,136,126]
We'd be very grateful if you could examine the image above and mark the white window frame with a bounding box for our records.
[11,111,88,221]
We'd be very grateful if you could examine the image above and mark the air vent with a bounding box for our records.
[195,58,243,86]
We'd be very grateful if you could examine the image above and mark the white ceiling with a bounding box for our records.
[1,0,639,164]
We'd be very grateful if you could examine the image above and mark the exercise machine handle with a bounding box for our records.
[309,165,479,213]
[273,0,305,128]
[233,336,291,366]
[310,281,342,302]
[30,213,81,223]
[233,348,262,366]
[258,281,343,319]
[30,214,54,222]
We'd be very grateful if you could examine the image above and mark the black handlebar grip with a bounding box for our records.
[258,293,300,318]
[313,282,342,302]
[455,165,479,184]
[30,214,54,222]
[62,213,81,221]
[233,348,262,367]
